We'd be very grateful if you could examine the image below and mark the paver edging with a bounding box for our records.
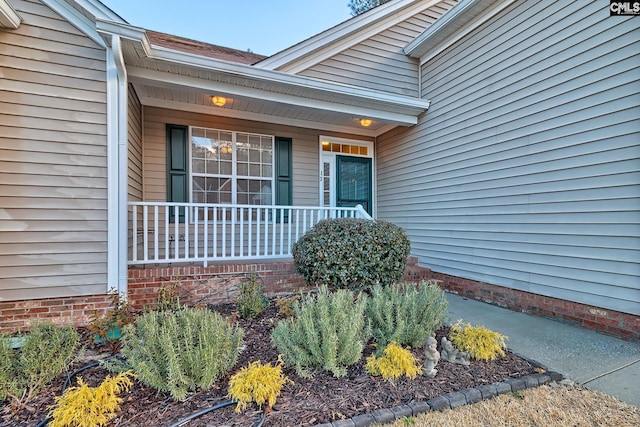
[315,352,564,427]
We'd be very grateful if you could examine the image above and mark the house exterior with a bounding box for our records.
[1,0,638,340]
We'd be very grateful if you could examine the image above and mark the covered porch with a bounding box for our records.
[95,21,431,298]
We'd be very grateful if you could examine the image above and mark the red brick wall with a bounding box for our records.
[429,271,639,342]
[1,258,637,342]
[0,295,112,333]
[127,262,310,311]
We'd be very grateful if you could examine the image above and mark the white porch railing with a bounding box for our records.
[128,202,372,266]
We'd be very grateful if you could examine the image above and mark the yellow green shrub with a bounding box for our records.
[227,358,291,412]
[48,371,135,427]
[365,342,422,381]
[449,321,508,361]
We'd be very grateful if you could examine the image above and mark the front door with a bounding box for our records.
[320,136,373,216]
[336,156,372,215]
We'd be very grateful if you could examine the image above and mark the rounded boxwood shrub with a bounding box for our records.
[292,218,410,290]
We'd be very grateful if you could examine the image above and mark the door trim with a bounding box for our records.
[319,136,374,216]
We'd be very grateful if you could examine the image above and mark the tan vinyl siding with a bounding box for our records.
[299,0,457,96]
[0,0,108,301]
[377,0,640,314]
[142,107,373,207]
[128,85,143,201]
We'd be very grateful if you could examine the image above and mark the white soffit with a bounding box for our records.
[255,0,445,73]
[0,0,21,28]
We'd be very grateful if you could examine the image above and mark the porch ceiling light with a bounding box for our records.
[212,96,227,107]
[359,118,372,127]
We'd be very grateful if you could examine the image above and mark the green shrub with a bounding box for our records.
[449,321,508,361]
[0,322,78,410]
[367,281,448,354]
[292,218,410,290]
[237,274,269,319]
[271,285,370,378]
[119,307,243,400]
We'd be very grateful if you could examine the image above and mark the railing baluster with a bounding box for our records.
[231,207,236,257]
[239,207,244,257]
[222,207,227,257]
[264,208,269,256]
[213,206,218,259]
[132,205,138,262]
[153,206,159,261]
[184,205,189,260]
[287,208,293,256]
[203,207,208,267]
[247,207,253,257]
[173,206,179,260]
[164,206,169,261]
[143,205,148,262]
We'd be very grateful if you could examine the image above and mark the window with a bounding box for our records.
[190,127,274,205]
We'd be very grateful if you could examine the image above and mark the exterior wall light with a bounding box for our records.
[212,96,227,107]
[359,118,372,127]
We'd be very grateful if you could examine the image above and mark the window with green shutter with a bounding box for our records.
[166,124,188,222]
[166,125,292,222]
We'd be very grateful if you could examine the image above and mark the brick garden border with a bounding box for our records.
[314,354,564,427]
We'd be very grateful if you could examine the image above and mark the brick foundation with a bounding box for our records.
[428,271,639,342]
[1,258,637,342]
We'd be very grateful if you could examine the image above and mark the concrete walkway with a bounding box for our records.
[446,293,640,407]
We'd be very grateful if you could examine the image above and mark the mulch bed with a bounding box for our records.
[2,302,535,427]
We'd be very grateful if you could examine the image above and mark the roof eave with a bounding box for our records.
[404,0,518,64]
[97,19,430,126]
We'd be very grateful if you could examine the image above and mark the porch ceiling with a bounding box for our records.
[100,21,430,137]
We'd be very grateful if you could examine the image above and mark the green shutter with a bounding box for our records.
[166,124,188,222]
[275,137,292,222]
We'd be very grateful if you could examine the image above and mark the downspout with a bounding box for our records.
[106,35,128,296]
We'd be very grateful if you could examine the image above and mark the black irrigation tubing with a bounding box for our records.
[168,401,268,427]
[36,354,121,427]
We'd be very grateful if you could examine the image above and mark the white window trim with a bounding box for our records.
[189,126,276,206]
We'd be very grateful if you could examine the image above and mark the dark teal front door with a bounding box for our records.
[336,156,372,215]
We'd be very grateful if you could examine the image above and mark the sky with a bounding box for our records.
[100,0,354,56]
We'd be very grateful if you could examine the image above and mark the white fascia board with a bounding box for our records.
[128,66,422,125]
[74,0,126,22]
[405,0,517,65]
[41,0,105,47]
[0,0,21,29]
[257,0,444,73]
[138,95,387,138]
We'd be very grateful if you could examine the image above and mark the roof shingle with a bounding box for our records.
[146,30,267,65]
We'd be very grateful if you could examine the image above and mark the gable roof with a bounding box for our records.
[256,0,453,73]
[146,31,267,65]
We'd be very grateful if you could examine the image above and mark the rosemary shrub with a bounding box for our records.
[271,285,370,378]
[0,322,78,410]
[366,281,448,354]
[120,307,243,400]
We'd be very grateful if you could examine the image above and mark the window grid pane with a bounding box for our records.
[191,127,274,206]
